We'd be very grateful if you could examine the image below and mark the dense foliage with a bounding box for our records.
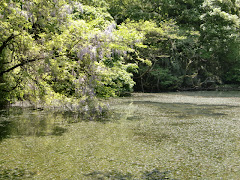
[1,0,240,108]
[0,0,140,109]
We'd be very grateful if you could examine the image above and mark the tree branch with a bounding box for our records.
[1,76,22,92]
[0,57,45,77]
[134,59,157,79]
[0,34,20,55]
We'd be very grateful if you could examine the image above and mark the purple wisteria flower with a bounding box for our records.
[73,2,83,13]
[104,23,116,34]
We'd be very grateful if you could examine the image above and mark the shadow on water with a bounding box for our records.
[0,167,36,179]
[84,170,133,180]
[108,100,231,124]
[131,101,230,118]
[84,169,177,180]
[173,91,240,98]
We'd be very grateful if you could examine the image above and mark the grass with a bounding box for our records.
[1,92,240,179]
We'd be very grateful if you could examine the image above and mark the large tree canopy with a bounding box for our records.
[0,0,142,108]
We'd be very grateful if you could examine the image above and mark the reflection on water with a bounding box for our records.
[1,92,239,141]
[0,108,71,141]
[0,120,11,141]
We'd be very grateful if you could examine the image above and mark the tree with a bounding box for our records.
[0,0,145,111]
[199,0,240,83]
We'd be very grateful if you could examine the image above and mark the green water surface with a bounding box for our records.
[0,92,240,179]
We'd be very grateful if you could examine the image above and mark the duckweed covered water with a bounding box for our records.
[0,92,240,179]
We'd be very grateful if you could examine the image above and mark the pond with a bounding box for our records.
[0,91,240,179]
